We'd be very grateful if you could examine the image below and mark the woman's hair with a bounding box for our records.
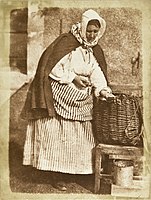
[87,19,101,28]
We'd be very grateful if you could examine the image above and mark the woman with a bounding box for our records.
[21,9,114,191]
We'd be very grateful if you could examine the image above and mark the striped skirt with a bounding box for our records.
[23,115,96,174]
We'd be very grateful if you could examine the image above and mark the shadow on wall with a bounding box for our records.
[9,83,29,191]
[10,8,28,74]
[9,83,29,143]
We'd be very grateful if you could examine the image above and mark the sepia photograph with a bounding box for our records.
[0,0,151,199]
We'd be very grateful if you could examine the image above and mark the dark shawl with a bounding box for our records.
[21,32,107,120]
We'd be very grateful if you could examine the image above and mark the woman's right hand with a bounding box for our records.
[73,75,91,89]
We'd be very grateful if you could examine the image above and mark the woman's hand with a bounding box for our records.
[73,75,91,89]
[100,88,116,100]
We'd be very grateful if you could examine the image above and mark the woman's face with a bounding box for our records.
[86,24,99,42]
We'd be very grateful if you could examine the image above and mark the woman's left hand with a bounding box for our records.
[100,89,116,100]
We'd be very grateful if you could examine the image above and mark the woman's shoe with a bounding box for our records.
[54,181,67,191]
[52,172,67,191]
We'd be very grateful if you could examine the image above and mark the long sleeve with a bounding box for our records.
[90,60,108,97]
[49,53,76,84]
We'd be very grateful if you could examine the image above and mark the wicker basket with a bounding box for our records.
[93,93,143,146]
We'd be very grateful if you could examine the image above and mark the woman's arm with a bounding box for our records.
[90,65,108,97]
[49,53,76,84]
[90,63,115,99]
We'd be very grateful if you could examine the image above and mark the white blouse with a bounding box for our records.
[49,46,107,97]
